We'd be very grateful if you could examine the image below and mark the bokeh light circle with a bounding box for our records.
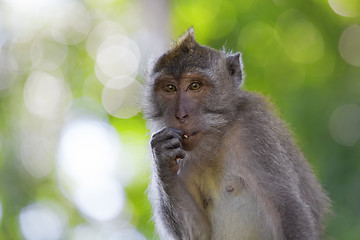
[329,104,360,146]
[339,25,360,67]
[95,35,140,85]
[328,0,360,17]
[86,21,126,59]
[58,119,120,182]
[71,225,101,240]
[57,117,126,222]
[96,45,138,78]
[23,71,71,119]
[101,79,143,119]
[74,178,125,221]
[20,135,54,179]
[275,9,324,63]
[238,21,278,65]
[19,202,67,240]
[51,1,92,45]
[31,35,68,71]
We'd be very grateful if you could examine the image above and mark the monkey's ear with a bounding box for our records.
[226,53,244,87]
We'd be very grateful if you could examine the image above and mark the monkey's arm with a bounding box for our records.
[238,92,326,240]
[241,129,319,240]
[244,128,320,239]
[149,127,210,240]
[247,166,317,240]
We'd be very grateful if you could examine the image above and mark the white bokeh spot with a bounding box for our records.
[328,0,360,17]
[329,104,360,146]
[102,79,143,119]
[339,25,360,67]
[19,201,67,240]
[57,117,127,222]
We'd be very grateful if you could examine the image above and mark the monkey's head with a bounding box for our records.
[144,27,244,151]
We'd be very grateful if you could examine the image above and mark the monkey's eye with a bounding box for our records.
[188,82,202,91]
[163,84,177,92]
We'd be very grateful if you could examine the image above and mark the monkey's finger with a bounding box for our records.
[173,149,185,160]
[165,138,182,150]
[152,127,184,142]
[165,127,184,140]
[169,127,184,135]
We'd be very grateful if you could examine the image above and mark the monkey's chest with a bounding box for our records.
[204,175,273,240]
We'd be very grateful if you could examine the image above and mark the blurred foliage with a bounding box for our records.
[0,0,359,239]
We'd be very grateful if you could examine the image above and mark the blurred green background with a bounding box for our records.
[0,0,359,239]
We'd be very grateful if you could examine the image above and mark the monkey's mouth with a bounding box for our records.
[183,131,199,139]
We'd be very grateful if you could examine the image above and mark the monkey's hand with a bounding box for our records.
[150,127,185,174]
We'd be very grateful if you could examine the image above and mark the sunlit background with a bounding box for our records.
[0,0,359,239]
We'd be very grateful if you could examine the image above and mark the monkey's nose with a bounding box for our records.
[175,108,189,121]
[175,113,189,122]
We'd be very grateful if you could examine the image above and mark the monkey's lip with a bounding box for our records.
[183,131,199,139]
[182,130,201,151]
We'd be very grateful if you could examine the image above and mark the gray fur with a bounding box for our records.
[143,28,330,240]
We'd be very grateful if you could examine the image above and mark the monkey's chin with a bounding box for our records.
[182,131,201,151]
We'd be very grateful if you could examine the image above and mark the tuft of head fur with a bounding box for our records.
[151,27,220,78]
[173,26,196,49]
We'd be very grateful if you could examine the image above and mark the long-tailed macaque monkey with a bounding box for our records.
[143,27,330,240]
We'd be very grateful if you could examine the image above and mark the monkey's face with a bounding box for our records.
[154,72,211,151]
[143,27,244,152]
